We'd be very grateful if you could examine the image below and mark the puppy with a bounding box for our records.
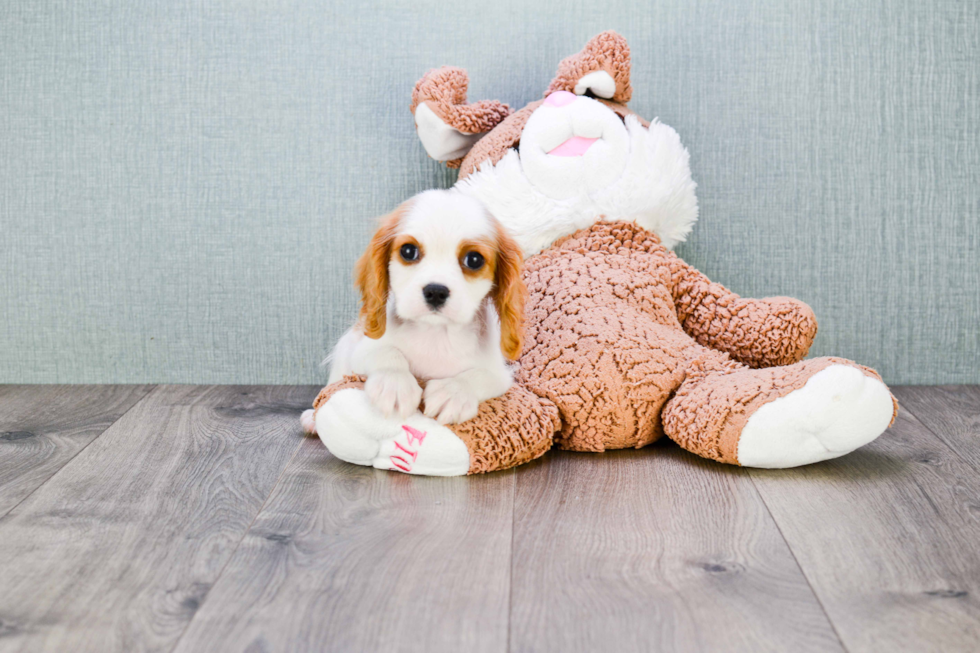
[305,190,525,432]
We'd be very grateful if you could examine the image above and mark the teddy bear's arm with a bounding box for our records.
[668,254,818,368]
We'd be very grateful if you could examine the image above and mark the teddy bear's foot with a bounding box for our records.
[662,357,897,468]
[372,420,470,476]
[736,364,895,468]
[308,376,559,476]
[315,388,469,476]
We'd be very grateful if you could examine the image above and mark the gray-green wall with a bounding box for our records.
[2,0,978,384]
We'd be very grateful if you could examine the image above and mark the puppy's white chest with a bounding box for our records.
[397,326,483,380]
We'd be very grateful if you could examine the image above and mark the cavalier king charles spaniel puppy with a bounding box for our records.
[309,189,525,431]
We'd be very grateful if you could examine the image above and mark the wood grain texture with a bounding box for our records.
[6,384,980,652]
[749,407,980,652]
[172,437,515,653]
[0,385,153,516]
[0,385,316,653]
[893,386,980,472]
[508,447,842,653]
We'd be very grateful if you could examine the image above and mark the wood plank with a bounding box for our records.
[173,437,515,653]
[893,385,980,471]
[509,446,842,652]
[0,385,153,516]
[0,384,317,653]
[749,406,980,652]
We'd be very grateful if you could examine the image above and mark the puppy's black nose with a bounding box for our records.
[422,283,450,309]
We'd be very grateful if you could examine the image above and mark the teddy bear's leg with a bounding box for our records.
[662,357,897,468]
[308,377,559,476]
[668,252,819,368]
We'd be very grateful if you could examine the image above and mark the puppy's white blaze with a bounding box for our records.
[391,191,496,327]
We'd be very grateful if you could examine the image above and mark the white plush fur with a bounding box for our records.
[737,365,895,468]
[316,388,470,476]
[329,191,514,425]
[518,93,631,200]
[574,70,616,98]
[455,97,698,256]
[415,102,484,161]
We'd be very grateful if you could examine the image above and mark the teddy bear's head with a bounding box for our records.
[411,31,699,256]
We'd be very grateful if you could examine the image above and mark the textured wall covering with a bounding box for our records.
[1,0,978,384]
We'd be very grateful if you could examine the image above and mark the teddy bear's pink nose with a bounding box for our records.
[544,90,577,108]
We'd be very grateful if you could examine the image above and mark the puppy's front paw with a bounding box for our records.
[423,377,480,425]
[365,371,423,419]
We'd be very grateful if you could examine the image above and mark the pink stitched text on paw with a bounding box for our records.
[401,424,427,446]
[389,425,429,473]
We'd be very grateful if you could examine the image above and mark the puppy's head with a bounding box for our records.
[355,190,526,360]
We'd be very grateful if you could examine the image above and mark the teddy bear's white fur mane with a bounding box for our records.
[454,115,699,257]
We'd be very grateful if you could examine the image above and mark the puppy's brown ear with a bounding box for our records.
[491,223,527,361]
[355,205,405,339]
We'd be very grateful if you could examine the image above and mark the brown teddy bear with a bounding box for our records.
[305,31,897,475]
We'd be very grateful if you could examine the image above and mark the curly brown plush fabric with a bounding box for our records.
[426,31,644,179]
[513,222,896,458]
[313,374,365,410]
[546,30,633,103]
[451,383,560,474]
[411,66,512,168]
[456,100,542,179]
[314,31,896,475]
[670,261,818,368]
[517,222,733,451]
[411,66,512,134]
[310,221,895,471]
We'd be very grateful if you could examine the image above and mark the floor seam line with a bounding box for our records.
[0,384,159,521]
[506,468,517,653]
[745,469,851,653]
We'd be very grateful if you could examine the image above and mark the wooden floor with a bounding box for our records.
[1,385,979,652]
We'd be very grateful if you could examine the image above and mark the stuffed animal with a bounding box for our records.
[305,31,897,475]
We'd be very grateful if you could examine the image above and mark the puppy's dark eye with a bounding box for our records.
[462,251,485,270]
[400,243,419,262]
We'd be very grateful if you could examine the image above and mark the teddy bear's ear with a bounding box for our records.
[411,67,511,168]
[547,31,633,104]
